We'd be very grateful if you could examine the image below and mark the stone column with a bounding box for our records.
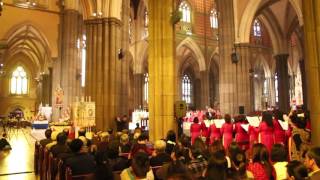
[148,0,175,141]
[299,60,308,108]
[302,0,320,145]
[41,74,51,105]
[133,73,144,109]
[85,18,122,131]
[217,0,237,114]
[117,0,130,116]
[274,54,290,113]
[200,70,210,109]
[237,44,254,113]
[60,1,81,108]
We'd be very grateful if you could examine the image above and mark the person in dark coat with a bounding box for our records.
[150,140,172,167]
[65,139,96,176]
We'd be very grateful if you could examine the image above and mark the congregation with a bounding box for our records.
[35,108,319,180]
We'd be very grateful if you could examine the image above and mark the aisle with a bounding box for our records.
[0,128,38,180]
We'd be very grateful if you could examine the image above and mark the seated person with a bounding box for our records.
[40,129,52,147]
[0,133,11,151]
[119,133,131,153]
[120,151,154,179]
[130,133,153,158]
[46,131,59,150]
[50,132,71,157]
[65,139,96,176]
[187,145,208,179]
[150,140,172,167]
[106,141,129,171]
[271,144,288,180]
[78,128,92,147]
[286,160,308,180]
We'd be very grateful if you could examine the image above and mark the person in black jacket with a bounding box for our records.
[65,139,96,176]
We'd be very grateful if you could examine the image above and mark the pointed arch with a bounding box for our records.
[176,37,206,71]
[4,23,51,73]
[129,40,148,74]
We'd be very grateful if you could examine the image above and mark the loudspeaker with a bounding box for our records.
[239,106,245,115]
[175,101,187,118]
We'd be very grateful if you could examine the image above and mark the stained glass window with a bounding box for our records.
[210,9,218,29]
[143,73,149,103]
[11,66,28,95]
[182,74,192,104]
[253,19,262,37]
[179,1,191,23]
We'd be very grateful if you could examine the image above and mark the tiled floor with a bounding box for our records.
[0,127,38,180]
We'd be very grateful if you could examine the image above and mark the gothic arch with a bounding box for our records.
[4,23,51,74]
[129,40,148,74]
[254,54,271,78]
[238,0,303,43]
[176,37,206,71]
[80,0,123,20]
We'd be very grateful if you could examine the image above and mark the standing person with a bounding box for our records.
[247,143,275,180]
[190,117,201,145]
[234,115,249,151]
[289,114,311,161]
[220,114,233,149]
[122,115,129,131]
[115,116,123,132]
[273,110,286,145]
[208,118,221,145]
[258,112,274,153]
[248,124,259,150]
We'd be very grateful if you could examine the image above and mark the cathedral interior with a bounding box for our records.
[0,0,319,144]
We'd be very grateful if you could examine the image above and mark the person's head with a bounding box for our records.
[51,131,59,141]
[287,160,309,180]
[193,137,206,153]
[56,132,67,145]
[108,141,120,159]
[99,132,109,142]
[228,142,242,161]
[69,139,83,153]
[262,111,274,127]
[193,117,199,124]
[137,133,148,143]
[2,133,7,138]
[171,145,185,161]
[78,136,87,146]
[179,135,191,148]
[231,151,248,178]
[107,128,113,135]
[189,145,203,160]
[154,140,166,154]
[44,129,52,139]
[120,133,129,145]
[209,140,225,156]
[133,132,141,140]
[252,143,273,178]
[305,147,320,171]
[63,128,69,136]
[291,114,307,129]
[271,144,287,162]
[224,114,232,124]
[252,143,269,163]
[206,151,228,180]
[166,130,176,142]
[78,128,86,137]
[131,152,150,178]
[273,109,284,121]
